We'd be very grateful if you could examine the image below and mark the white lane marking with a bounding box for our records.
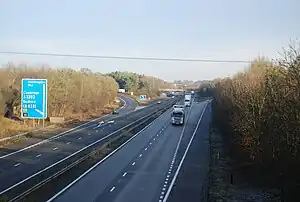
[77,137,82,140]
[150,142,152,145]
[46,106,174,202]
[158,98,195,202]
[139,154,142,157]
[36,154,42,158]
[66,142,71,144]
[153,138,156,141]
[0,96,134,159]
[14,163,21,167]
[53,147,58,151]
[145,147,147,151]
[132,162,136,166]
[110,186,115,192]
[122,172,127,177]
[162,102,208,202]
[157,134,159,137]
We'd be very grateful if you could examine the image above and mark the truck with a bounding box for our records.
[184,94,192,107]
[171,107,185,125]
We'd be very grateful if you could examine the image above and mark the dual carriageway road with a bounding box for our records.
[0,95,211,202]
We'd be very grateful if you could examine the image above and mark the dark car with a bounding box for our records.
[112,110,119,114]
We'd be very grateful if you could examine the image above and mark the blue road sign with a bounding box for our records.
[139,95,147,101]
[21,79,47,119]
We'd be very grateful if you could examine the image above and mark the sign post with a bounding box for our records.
[21,79,47,125]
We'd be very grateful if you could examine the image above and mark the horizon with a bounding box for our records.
[1,0,299,81]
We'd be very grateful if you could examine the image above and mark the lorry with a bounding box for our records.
[171,107,185,125]
[184,94,192,107]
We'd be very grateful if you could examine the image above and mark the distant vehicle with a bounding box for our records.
[118,89,125,93]
[184,94,192,107]
[171,107,185,125]
[173,104,184,109]
[157,101,161,104]
[191,90,195,95]
[112,110,119,114]
[171,96,175,98]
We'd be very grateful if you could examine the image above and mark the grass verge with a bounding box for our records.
[207,126,281,202]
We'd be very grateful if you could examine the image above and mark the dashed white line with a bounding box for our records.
[110,186,115,192]
[36,154,42,158]
[122,172,127,177]
[150,142,152,145]
[53,147,58,151]
[145,147,148,151]
[66,142,71,144]
[139,154,143,157]
[14,163,21,167]
[132,162,136,166]
[78,137,82,140]
[153,138,156,141]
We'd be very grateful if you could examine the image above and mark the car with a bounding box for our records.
[157,101,161,104]
[112,110,119,114]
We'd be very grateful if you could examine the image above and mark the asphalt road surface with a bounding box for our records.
[0,95,175,195]
[47,99,210,202]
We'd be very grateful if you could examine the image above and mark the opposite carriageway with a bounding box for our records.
[0,95,180,201]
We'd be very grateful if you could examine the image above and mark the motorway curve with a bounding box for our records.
[47,99,210,202]
[0,95,174,196]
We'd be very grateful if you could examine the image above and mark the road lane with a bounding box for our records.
[0,95,137,157]
[0,97,178,195]
[48,100,207,202]
[165,101,211,202]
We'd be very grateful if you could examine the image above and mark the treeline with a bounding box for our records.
[212,42,300,198]
[0,64,118,119]
[108,71,172,97]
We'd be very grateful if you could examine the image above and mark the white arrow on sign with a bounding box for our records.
[35,83,46,117]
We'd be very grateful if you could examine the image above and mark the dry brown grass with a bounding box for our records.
[0,117,32,139]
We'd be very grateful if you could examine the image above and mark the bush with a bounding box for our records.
[212,41,300,199]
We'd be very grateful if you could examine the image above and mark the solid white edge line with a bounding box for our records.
[162,101,209,202]
[0,104,174,196]
[0,96,133,159]
[45,106,174,202]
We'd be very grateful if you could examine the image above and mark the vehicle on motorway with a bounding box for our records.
[171,107,185,125]
[157,101,161,104]
[173,104,184,109]
[112,110,119,114]
[184,94,192,107]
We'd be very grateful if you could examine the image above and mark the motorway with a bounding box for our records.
[47,99,210,202]
[0,95,176,196]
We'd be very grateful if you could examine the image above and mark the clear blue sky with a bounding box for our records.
[0,0,299,81]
